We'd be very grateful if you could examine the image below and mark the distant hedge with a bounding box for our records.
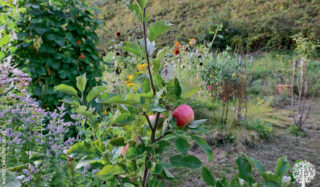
[89,0,319,52]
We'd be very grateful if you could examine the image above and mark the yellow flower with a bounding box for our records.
[127,74,133,80]
[104,111,108,114]
[137,63,147,70]
[126,83,137,90]
[189,38,196,46]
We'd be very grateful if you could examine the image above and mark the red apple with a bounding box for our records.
[122,143,129,158]
[148,114,165,121]
[172,105,194,127]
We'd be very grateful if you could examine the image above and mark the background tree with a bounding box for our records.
[13,0,103,110]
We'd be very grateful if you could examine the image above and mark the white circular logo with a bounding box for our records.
[292,160,316,186]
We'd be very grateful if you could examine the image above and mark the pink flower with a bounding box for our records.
[207,86,211,90]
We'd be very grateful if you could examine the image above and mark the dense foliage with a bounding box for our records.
[13,0,103,110]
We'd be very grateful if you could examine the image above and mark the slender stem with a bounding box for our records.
[208,26,219,52]
[142,154,150,187]
[142,8,156,96]
[116,175,125,187]
[154,132,171,143]
[151,112,160,142]
[143,112,154,130]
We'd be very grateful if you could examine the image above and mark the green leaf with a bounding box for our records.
[127,3,147,22]
[124,183,135,187]
[230,175,241,187]
[163,167,174,179]
[97,165,124,177]
[174,137,189,154]
[67,141,98,157]
[188,119,207,129]
[202,167,216,186]
[62,96,80,107]
[0,170,21,187]
[110,137,125,146]
[96,93,122,104]
[152,164,163,175]
[167,77,181,97]
[0,35,11,46]
[153,47,168,72]
[76,74,87,92]
[181,87,199,99]
[113,113,135,125]
[86,86,107,103]
[170,154,202,169]
[274,156,290,178]
[236,156,254,183]
[54,84,78,96]
[124,93,141,104]
[148,21,171,42]
[248,157,265,175]
[136,0,147,9]
[191,135,213,162]
[140,91,154,98]
[262,173,281,186]
[122,41,144,57]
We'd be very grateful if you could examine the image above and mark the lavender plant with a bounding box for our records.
[0,56,80,186]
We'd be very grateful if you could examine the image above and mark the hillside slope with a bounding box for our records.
[89,0,320,51]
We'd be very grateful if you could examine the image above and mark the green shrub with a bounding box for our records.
[13,0,103,110]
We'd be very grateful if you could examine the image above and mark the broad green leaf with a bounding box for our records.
[113,113,135,125]
[67,141,98,157]
[174,137,189,154]
[153,47,168,72]
[274,156,290,178]
[152,164,163,175]
[248,157,265,175]
[136,0,147,9]
[191,135,213,162]
[122,41,144,57]
[188,119,207,129]
[0,35,11,45]
[236,156,254,183]
[62,96,80,106]
[181,87,199,99]
[167,77,181,97]
[127,3,148,22]
[124,183,135,187]
[110,137,125,146]
[163,167,174,179]
[202,167,216,186]
[124,93,141,104]
[140,91,154,98]
[97,165,124,177]
[96,93,122,104]
[0,170,21,187]
[230,175,241,187]
[148,21,171,42]
[170,154,202,169]
[54,84,78,96]
[86,86,107,103]
[262,173,281,185]
[76,74,87,92]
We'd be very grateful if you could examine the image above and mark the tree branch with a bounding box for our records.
[142,8,156,96]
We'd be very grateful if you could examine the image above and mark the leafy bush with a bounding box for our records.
[13,0,103,110]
